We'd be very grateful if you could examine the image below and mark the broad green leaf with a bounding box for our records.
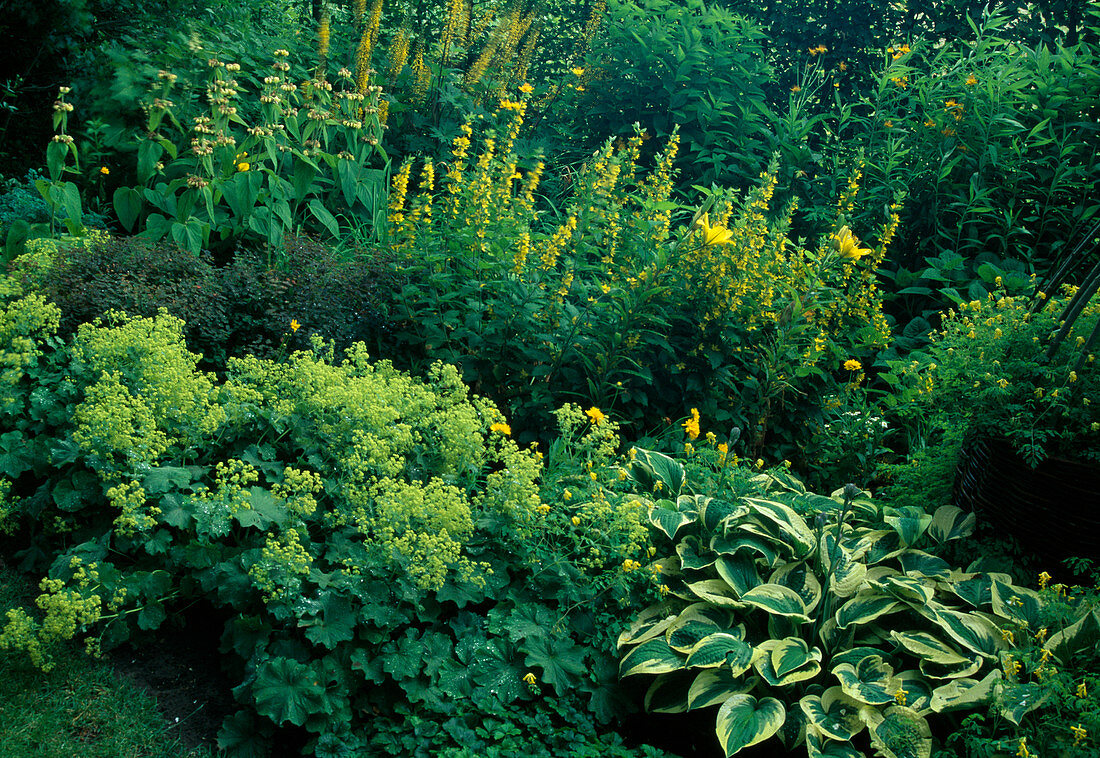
[687,670,756,710]
[299,594,356,649]
[875,575,935,606]
[929,669,1001,712]
[990,581,1042,630]
[1044,608,1100,665]
[894,671,934,713]
[889,631,969,666]
[112,187,143,232]
[834,655,899,705]
[668,619,724,653]
[678,535,717,570]
[917,655,982,680]
[619,636,687,678]
[830,647,888,671]
[928,506,975,543]
[861,705,931,758]
[645,670,695,713]
[685,632,753,674]
[715,694,785,756]
[950,574,993,609]
[799,687,864,741]
[931,609,1002,659]
[835,591,899,630]
[700,496,748,533]
[770,562,822,614]
[805,730,864,758]
[716,553,762,597]
[860,529,904,564]
[308,198,340,238]
[883,506,933,546]
[740,583,810,622]
[897,551,952,579]
[753,638,821,686]
[998,682,1051,726]
[687,579,746,608]
[711,533,778,566]
[649,504,694,541]
[617,603,678,647]
[252,657,326,726]
[631,448,686,496]
[744,497,815,557]
[141,466,195,495]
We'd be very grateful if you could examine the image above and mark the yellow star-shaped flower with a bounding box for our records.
[697,214,733,246]
[834,226,873,260]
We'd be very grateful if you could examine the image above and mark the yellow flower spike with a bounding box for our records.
[1078,682,1088,698]
[1039,571,1052,589]
[522,672,537,685]
[1071,725,1088,746]
[682,408,701,440]
[1016,738,1029,757]
[290,319,301,332]
[571,516,581,526]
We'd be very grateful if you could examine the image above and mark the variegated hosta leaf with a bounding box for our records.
[715,694,786,757]
[700,496,749,533]
[917,655,982,681]
[949,573,994,610]
[897,550,952,580]
[686,579,746,608]
[716,553,763,597]
[753,638,822,686]
[806,728,866,758]
[743,497,816,557]
[861,705,932,758]
[799,686,865,741]
[770,561,823,614]
[858,529,904,565]
[649,503,694,541]
[677,534,718,570]
[929,669,1001,712]
[821,533,867,597]
[685,632,754,675]
[687,670,757,710]
[833,655,899,705]
[619,636,688,678]
[740,583,811,622]
[617,603,679,648]
[835,591,900,631]
[1044,608,1100,665]
[883,506,933,547]
[630,448,686,497]
[931,609,1003,659]
[777,700,808,751]
[893,671,934,713]
[668,619,725,653]
[710,532,779,567]
[990,580,1042,630]
[927,505,975,544]
[873,575,935,606]
[644,670,695,713]
[889,631,970,666]
[998,681,1052,726]
[829,647,889,671]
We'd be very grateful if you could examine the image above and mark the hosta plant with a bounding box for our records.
[618,449,1037,757]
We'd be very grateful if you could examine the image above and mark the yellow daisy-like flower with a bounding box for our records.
[834,225,873,260]
[99,166,110,175]
[518,82,533,94]
[490,422,511,435]
[237,161,250,172]
[844,359,862,371]
[697,214,733,246]
[585,406,606,425]
[290,319,301,332]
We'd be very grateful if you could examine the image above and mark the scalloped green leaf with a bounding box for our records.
[715,694,786,756]
[252,657,326,727]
